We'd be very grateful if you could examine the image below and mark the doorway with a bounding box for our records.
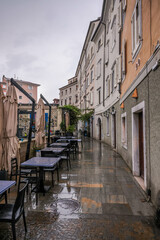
[111,114,116,148]
[98,118,101,140]
[132,101,146,187]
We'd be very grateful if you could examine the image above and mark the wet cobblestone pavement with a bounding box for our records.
[0,138,160,239]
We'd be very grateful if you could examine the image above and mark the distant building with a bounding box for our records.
[0,81,7,95]
[2,75,40,103]
[59,76,78,107]
[53,98,59,105]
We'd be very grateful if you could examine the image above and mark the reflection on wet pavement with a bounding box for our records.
[0,138,160,239]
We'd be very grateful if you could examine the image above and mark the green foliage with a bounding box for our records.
[59,105,81,125]
[60,121,66,131]
[80,110,94,122]
[67,124,75,133]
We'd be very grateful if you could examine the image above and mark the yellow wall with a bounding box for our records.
[121,0,160,97]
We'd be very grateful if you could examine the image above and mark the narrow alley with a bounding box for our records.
[0,138,160,240]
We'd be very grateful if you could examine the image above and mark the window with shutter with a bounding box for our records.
[118,54,122,83]
[122,0,127,11]
[118,2,122,32]
[122,39,126,79]
[131,0,142,59]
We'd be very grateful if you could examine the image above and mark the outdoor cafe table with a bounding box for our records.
[50,142,70,148]
[41,147,65,155]
[0,180,16,203]
[21,157,61,194]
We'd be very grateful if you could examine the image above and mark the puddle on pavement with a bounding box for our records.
[106,195,128,204]
[44,198,80,215]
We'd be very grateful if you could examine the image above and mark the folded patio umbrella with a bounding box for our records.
[0,85,5,170]
[2,85,20,173]
[35,98,45,148]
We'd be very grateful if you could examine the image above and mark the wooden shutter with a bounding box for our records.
[118,54,122,83]
[118,2,122,32]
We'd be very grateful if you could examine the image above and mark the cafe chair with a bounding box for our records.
[18,166,39,195]
[60,149,71,170]
[41,151,59,185]
[0,181,28,240]
[10,158,32,183]
[0,170,8,203]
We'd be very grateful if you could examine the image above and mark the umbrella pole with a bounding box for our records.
[40,94,51,147]
[11,78,36,160]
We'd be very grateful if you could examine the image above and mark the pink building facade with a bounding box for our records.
[2,75,40,103]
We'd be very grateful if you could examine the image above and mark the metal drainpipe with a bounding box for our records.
[101,21,106,107]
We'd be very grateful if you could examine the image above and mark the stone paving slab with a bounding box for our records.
[0,138,160,239]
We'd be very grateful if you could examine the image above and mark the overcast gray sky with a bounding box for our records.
[0,0,103,102]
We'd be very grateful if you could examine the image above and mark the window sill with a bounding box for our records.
[132,42,142,63]
[122,143,127,150]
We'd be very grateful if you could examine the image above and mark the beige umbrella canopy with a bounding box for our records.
[0,85,5,170]
[2,85,20,173]
[35,98,45,148]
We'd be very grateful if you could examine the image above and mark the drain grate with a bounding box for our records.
[45,199,80,215]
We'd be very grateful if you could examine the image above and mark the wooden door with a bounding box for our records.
[139,112,144,178]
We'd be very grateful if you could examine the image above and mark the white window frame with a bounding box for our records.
[105,40,109,65]
[97,59,102,79]
[121,112,127,149]
[97,88,101,105]
[111,16,116,51]
[90,67,94,83]
[131,0,142,60]
[107,115,110,136]
[106,76,110,98]
[28,85,33,90]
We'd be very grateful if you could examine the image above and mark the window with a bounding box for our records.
[91,46,94,58]
[61,91,63,96]
[122,40,126,80]
[107,116,110,136]
[75,95,78,103]
[65,89,67,95]
[105,40,109,64]
[97,88,101,105]
[90,91,93,105]
[90,67,94,83]
[121,112,127,149]
[69,97,72,105]
[86,77,89,88]
[76,85,78,91]
[19,96,22,99]
[61,100,63,106]
[97,39,101,51]
[97,59,101,79]
[131,0,142,59]
[106,77,110,98]
[111,62,116,93]
[111,16,116,50]
[65,99,67,105]
[70,88,71,93]
[28,85,33,90]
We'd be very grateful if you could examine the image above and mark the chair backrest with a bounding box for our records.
[11,158,18,175]
[41,151,58,158]
[56,139,69,143]
[0,170,8,180]
[12,181,28,220]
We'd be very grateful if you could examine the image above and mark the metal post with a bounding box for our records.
[11,78,35,160]
[40,94,51,147]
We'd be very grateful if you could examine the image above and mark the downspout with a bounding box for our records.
[147,0,152,198]
[101,21,106,107]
